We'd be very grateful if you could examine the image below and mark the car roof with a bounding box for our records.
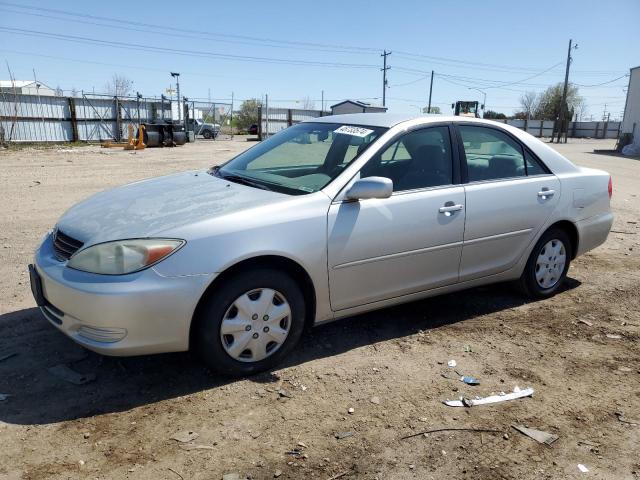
[308,113,490,128]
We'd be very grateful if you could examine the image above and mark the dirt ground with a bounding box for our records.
[0,137,638,480]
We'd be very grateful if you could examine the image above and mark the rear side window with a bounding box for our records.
[459,126,526,181]
[525,150,548,175]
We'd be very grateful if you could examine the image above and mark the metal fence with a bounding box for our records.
[259,107,328,139]
[492,118,621,139]
[188,100,233,140]
[0,92,172,143]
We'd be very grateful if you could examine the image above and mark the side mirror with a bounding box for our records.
[345,177,393,201]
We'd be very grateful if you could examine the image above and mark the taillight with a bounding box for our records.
[608,176,613,199]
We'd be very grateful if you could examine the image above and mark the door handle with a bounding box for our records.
[439,203,464,214]
[537,188,555,198]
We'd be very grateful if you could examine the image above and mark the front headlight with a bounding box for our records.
[67,238,185,275]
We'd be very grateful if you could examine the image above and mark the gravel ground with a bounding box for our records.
[0,137,638,480]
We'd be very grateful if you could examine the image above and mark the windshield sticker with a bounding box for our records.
[334,125,375,138]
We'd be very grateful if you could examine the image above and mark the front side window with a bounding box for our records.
[216,122,386,194]
[459,125,526,182]
[361,126,453,191]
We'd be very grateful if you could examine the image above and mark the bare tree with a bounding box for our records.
[519,91,538,119]
[104,74,134,97]
[575,97,588,121]
[300,96,315,110]
[54,85,64,96]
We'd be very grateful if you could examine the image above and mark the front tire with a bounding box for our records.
[202,130,212,139]
[519,227,572,298]
[193,269,306,376]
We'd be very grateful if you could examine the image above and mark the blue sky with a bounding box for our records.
[1,0,637,119]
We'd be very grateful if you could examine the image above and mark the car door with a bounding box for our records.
[327,125,465,311]
[456,124,561,282]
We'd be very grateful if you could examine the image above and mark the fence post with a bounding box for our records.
[257,106,263,141]
[523,118,528,133]
[595,122,599,138]
[603,120,608,139]
[572,121,576,138]
[115,96,122,142]
[287,109,292,127]
[539,121,543,138]
[68,97,79,142]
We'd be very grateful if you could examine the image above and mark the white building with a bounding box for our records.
[621,66,640,139]
[0,80,56,96]
[330,100,388,115]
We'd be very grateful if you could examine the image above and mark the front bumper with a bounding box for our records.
[32,233,214,356]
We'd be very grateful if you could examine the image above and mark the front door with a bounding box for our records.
[327,125,465,311]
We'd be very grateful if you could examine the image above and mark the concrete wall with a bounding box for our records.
[621,67,640,136]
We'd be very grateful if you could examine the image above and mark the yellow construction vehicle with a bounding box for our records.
[452,101,480,118]
[101,124,146,150]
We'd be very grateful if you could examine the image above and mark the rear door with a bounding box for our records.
[455,124,560,281]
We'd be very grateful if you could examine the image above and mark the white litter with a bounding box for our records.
[447,359,457,368]
[578,464,589,473]
[443,386,534,407]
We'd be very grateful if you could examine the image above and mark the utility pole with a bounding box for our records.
[427,70,434,113]
[555,39,577,143]
[321,90,324,113]
[381,50,391,107]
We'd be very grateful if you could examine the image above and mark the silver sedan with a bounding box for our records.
[30,114,613,375]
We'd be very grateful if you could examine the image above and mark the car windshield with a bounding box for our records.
[214,122,387,195]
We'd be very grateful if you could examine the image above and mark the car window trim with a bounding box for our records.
[453,122,552,184]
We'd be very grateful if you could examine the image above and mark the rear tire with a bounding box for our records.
[193,268,306,376]
[519,227,572,298]
[202,130,212,139]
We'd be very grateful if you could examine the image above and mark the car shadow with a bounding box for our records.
[0,278,581,425]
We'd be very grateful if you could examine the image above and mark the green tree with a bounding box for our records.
[483,110,507,119]
[236,98,262,130]
[423,106,441,114]
[532,83,582,120]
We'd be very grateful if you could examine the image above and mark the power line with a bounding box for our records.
[0,1,379,54]
[0,27,378,69]
[575,74,629,87]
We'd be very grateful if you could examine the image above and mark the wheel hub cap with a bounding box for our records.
[220,288,291,362]
[535,239,566,289]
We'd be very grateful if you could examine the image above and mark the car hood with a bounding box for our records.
[56,170,290,245]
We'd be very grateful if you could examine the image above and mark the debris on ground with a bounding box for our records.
[277,388,292,399]
[180,444,215,451]
[0,351,18,363]
[47,364,96,385]
[443,386,534,407]
[447,359,457,367]
[460,375,480,386]
[347,407,355,414]
[370,396,381,404]
[334,431,355,440]
[615,412,640,425]
[511,425,559,446]
[274,470,282,478]
[170,431,199,443]
[401,427,503,440]
[222,473,240,480]
[578,464,589,473]
[577,319,593,327]
[605,333,622,339]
